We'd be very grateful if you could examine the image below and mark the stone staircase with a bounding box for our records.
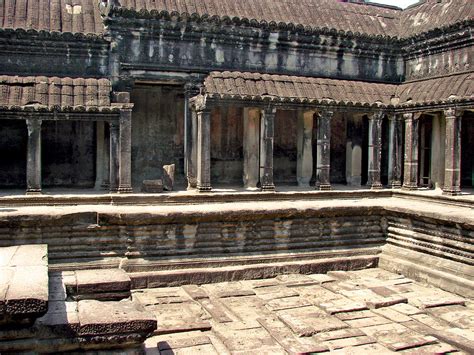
[0,245,157,353]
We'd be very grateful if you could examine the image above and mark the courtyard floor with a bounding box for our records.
[139,268,474,354]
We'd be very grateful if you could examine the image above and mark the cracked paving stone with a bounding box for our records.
[257,316,329,354]
[181,285,209,300]
[426,305,474,329]
[360,322,438,351]
[202,282,255,298]
[212,322,284,353]
[197,298,233,323]
[277,306,348,337]
[265,296,312,312]
[145,302,211,335]
[133,287,191,306]
[254,285,299,301]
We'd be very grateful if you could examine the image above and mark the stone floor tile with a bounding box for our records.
[335,309,378,320]
[410,313,450,330]
[398,341,459,354]
[254,285,299,301]
[240,278,280,289]
[0,246,17,267]
[277,306,348,336]
[319,298,368,314]
[313,328,366,342]
[10,245,47,267]
[202,282,256,298]
[212,322,282,353]
[294,284,346,304]
[360,322,438,351]
[181,285,209,300]
[220,295,270,327]
[197,298,233,323]
[133,287,191,306]
[372,306,413,322]
[327,271,352,280]
[388,303,424,316]
[344,315,393,328]
[146,302,211,335]
[322,335,376,350]
[74,268,131,295]
[426,305,474,329]
[257,316,329,354]
[265,296,312,312]
[409,293,466,309]
[307,273,337,284]
[329,343,395,354]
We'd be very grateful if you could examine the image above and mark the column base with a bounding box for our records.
[442,188,461,196]
[117,185,133,194]
[390,181,402,189]
[197,185,212,192]
[402,184,418,191]
[187,176,197,189]
[261,184,275,192]
[26,189,42,195]
[370,183,383,190]
[315,184,331,191]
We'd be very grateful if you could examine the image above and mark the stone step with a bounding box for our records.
[62,268,132,301]
[0,245,48,326]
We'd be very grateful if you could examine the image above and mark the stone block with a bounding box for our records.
[142,179,163,193]
[163,164,175,191]
[73,269,131,298]
[77,299,157,336]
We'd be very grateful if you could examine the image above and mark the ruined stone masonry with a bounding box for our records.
[0,0,473,353]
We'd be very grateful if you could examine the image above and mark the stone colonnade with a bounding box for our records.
[188,100,466,196]
[24,109,133,195]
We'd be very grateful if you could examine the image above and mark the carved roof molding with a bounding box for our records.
[201,71,474,109]
[0,75,127,113]
[110,0,473,41]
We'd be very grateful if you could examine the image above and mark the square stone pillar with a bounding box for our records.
[368,112,384,189]
[109,121,120,193]
[260,106,276,191]
[297,110,314,187]
[102,123,110,189]
[443,108,462,196]
[315,109,333,190]
[184,84,200,189]
[402,113,420,190]
[95,121,105,190]
[118,109,133,193]
[387,114,403,188]
[243,107,260,189]
[26,119,42,195]
[196,109,212,192]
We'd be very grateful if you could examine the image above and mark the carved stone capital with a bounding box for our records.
[444,108,463,119]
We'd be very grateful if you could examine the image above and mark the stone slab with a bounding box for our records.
[0,246,17,267]
[426,305,474,329]
[198,298,233,323]
[372,307,412,323]
[77,300,157,336]
[9,245,47,267]
[133,288,191,306]
[213,323,282,353]
[181,285,209,300]
[265,296,312,312]
[254,285,299,301]
[74,268,131,295]
[203,282,256,298]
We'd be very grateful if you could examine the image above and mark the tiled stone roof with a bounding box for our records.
[118,0,400,37]
[203,71,474,108]
[400,0,474,38]
[0,0,104,34]
[116,0,473,38]
[0,76,114,111]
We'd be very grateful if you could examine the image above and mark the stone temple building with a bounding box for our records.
[0,0,472,195]
[0,0,473,354]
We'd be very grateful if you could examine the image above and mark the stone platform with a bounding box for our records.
[141,268,474,354]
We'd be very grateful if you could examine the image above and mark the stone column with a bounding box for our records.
[118,109,133,193]
[184,84,200,189]
[443,108,462,196]
[196,108,212,192]
[260,106,276,191]
[346,113,364,186]
[315,109,333,190]
[26,119,42,195]
[95,121,105,190]
[243,107,260,189]
[109,121,120,192]
[102,123,110,189]
[402,113,419,190]
[387,114,403,188]
[297,110,314,187]
[368,112,384,189]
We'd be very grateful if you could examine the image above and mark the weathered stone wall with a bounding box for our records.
[211,106,244,185]
[130,84,185,188]
[112,21,403,84]
[42,121,96,188]
[0,120,27,188]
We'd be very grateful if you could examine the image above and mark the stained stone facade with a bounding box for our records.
[0,0,472,195]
